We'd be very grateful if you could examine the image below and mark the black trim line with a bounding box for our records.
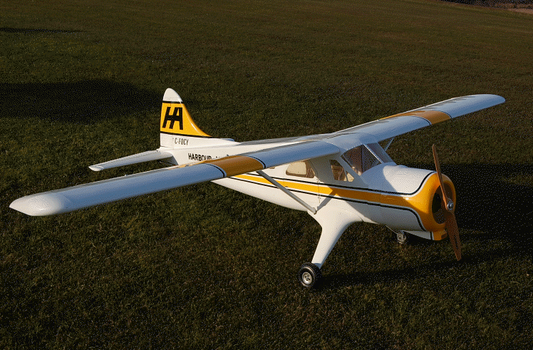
[245,155,267,169]
[411,116,433,126]
[228,175,426,231]
[266,171,434,196]
[160,131,212,138]
[204,164,226,178]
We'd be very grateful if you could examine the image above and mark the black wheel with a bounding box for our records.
[396,230,409,245]
[298,263,322,288]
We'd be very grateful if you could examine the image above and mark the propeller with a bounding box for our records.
[432,144,462,261]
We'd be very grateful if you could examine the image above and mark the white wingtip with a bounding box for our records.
[10,193,73,216]
[89,165,104,171]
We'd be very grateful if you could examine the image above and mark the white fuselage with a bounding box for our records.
[159,133,450,242]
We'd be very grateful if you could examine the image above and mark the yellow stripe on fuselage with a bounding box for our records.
[234,173,317,193]
[233,173,446,232]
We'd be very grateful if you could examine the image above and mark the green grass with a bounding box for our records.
[1,0,532,348]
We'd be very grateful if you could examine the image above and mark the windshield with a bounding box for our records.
[342,143,393,175]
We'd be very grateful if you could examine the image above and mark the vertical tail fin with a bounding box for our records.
[160,88,210,137]
[160,88,236,149]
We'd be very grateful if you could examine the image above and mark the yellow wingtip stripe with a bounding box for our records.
[206,156,264,177]
[382,110,451,125]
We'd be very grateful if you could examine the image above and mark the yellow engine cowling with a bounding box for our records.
[362,165,456,237]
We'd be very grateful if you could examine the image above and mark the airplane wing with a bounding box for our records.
[10,141,340,216]
[10,94,504,216]
[333,94,505,141]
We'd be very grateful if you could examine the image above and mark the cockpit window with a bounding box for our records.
[342,143,392,175]
[330,159,354,182]
[286,161,315,178]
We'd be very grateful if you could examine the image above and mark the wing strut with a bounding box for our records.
[256,170,317,214]
[382,137,394,151]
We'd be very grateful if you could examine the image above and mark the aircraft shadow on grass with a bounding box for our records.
[448,163,532,237]
[0,27,82,34]
[324,163,532,289]
[1,81,160,124]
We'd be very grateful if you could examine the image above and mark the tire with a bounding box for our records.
[298,263,322,288]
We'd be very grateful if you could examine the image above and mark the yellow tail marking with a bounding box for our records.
[160,102,210,137]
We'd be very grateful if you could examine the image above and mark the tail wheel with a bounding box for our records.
[298,263,322,288]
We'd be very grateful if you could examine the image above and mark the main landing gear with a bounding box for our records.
[298,262,322,288]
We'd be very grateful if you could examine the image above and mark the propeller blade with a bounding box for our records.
[445,211,462,261]
[432,144,462,261]
[432,145,450,209]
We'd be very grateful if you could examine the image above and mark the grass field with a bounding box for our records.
[1,0,532,348]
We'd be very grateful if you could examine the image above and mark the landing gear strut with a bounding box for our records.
[298,263,322,288]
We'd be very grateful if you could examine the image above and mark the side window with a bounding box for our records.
[286,161,315,178]
[329,160,354,182]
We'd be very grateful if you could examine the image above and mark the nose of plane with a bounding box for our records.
[415,172,456,234]
[364,164,457,234]
[430,173,456,225]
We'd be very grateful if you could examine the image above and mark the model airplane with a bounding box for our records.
[10,89,505,287]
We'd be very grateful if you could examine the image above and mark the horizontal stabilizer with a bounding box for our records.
[89,150,173,171]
